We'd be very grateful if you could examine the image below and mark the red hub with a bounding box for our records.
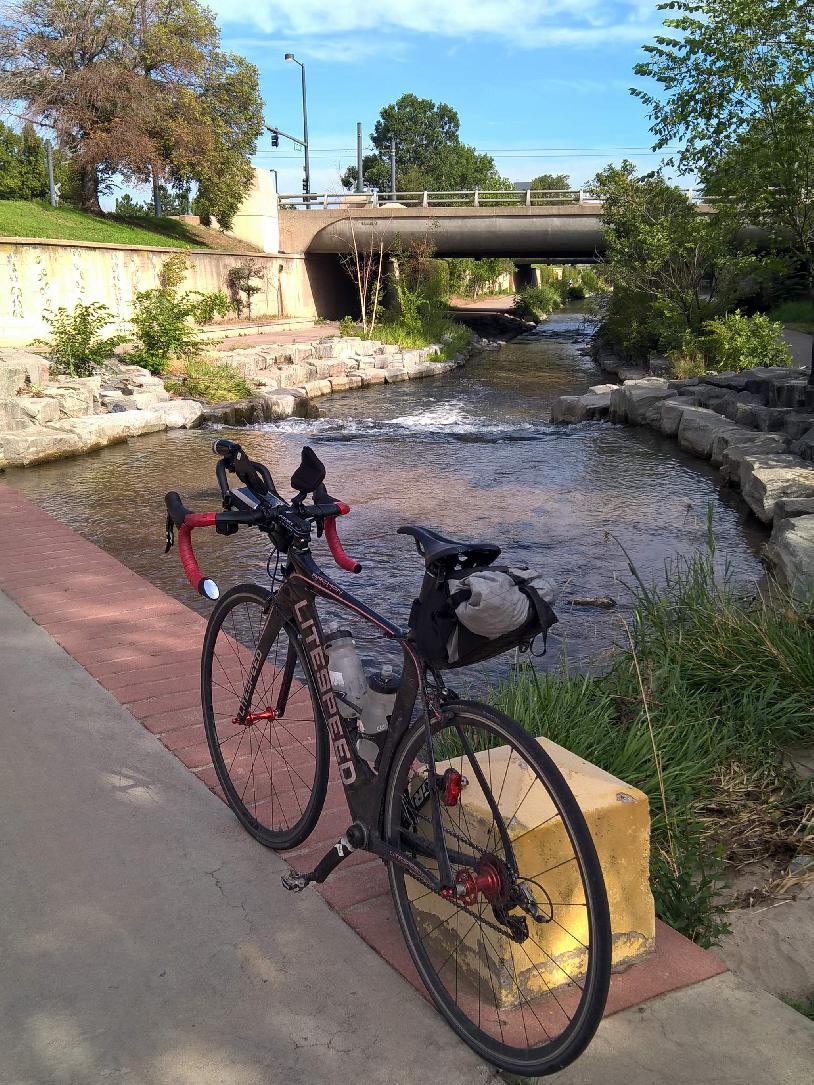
[234,708,277,726]
[442,856,508,907]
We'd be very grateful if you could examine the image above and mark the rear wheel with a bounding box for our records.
[202,583,328,849]
[384,701,611,1076]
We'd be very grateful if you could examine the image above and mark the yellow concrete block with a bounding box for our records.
[408,737,654,1008]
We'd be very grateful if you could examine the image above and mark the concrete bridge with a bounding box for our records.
[275,188,713,263]
[280,203,606,262]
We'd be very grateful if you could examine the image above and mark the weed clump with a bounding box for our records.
[493,524,814,946]
[165,357,252,403]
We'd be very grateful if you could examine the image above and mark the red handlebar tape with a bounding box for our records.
[324,505,361,573]
[177,512,216,595]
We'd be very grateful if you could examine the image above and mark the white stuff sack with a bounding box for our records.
[448,567,558,661]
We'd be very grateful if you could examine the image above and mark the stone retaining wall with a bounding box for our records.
[0,239,318,347]
[197,337,463,426]
[551,364,814,600]
[0,335,467,469]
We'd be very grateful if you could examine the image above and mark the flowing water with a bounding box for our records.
[7,310,766,683]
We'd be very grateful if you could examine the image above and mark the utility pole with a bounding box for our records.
[284,54,311,202]
[390,137,396,200]
[45,140,57,208]
[356,122,364,193]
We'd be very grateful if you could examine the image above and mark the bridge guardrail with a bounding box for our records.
[276,188,711,210]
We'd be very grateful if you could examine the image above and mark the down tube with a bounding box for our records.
[288,592,375,795]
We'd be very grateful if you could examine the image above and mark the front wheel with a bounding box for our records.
[201,583,329,850]
[384,701,611,1077]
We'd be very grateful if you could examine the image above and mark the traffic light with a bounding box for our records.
[270,130,279,148]
[302,177,308,193]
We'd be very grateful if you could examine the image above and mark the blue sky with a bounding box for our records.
[208,0,684,196]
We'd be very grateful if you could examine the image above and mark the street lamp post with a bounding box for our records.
[284,53,310,199]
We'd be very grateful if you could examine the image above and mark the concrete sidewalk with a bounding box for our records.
[0,591,494,1085]
[1,589,812,1084]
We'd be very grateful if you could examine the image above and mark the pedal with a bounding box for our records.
[280,826,365,892]
[281,869,311,892]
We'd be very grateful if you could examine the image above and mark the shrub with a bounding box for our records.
[371,311,472,359]
[593,288,668,362]
[514,282,562,322]
[226,259,265,319]
[339,315,357,337]
[165,357,252,403]
[670,310,792,376]
[447,258,514,297]
[33,302,125,377]
[129,254,229,374]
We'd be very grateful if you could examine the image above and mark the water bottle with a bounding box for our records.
[360,664,400,735]
[325,626,368,719]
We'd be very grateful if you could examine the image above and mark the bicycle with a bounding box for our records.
[164,438,611,1076]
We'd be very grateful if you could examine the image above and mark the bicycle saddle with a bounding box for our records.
[398,525,501,569]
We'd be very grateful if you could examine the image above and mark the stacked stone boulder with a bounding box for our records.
[199,338,462,426]
[0,336,466,469]
[551,363,814,601]
[0,349,204,469]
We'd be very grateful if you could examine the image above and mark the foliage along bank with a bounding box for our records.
[493,530,814,946]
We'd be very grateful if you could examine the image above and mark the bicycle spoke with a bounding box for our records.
[388,706,610,1070]
[204,590,325,845]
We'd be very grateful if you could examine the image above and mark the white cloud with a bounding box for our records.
[222,36,409,63]
[211,0,662,51]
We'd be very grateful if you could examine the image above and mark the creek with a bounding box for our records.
[7,309,766,682]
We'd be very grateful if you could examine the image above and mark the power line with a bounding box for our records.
[257,144,677,153]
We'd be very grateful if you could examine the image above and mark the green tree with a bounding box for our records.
[114,193,149,217]
[633,0,814,290]
[341,94,511,193]
[530,173,570,192]
[0,0,264,227]
[158,185,191,215]
[0,120,55,199]
[591,161,752,358]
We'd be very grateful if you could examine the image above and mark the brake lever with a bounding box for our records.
[164,515,174,554]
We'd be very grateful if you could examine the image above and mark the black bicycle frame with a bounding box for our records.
[247,541,460,891]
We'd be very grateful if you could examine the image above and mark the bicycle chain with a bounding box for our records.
[404,807,530,942]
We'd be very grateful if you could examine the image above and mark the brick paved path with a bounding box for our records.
[0,482,726,1015]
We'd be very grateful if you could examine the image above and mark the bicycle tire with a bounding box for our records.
[384,700,611,1076]
[201,583,329,849]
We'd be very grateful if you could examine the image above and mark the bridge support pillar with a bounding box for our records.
[513,263,539,291]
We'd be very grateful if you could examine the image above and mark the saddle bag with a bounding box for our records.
[409,565,558,670]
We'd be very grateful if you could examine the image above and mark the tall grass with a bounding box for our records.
[165,357,252,402]
[768,298,814,333]
[492,528,814,945]
[341,308,472,360]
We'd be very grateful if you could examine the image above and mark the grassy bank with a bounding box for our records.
[341,311,472,360]
[492,529,813,945]
[0,199,207,248]
[769,298,814,334]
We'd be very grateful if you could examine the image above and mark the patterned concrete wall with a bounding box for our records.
[0,240,316,347]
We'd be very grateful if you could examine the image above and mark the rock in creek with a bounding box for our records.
[550,390,612,423]
[765,515,814,601]
[608,378,673,425]
[739,454,814,524]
